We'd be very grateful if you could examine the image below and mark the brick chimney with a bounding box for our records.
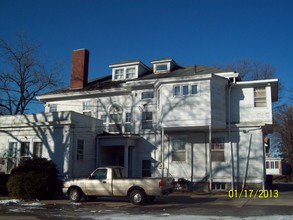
[70,49,89,89]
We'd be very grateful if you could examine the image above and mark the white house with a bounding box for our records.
[0,48,278,191]
[0,111,103,178]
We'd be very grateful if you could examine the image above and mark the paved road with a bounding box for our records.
[0,186,293,219]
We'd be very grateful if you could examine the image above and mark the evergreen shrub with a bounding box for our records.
[7,158,59,200]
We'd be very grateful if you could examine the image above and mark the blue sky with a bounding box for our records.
[1,0,293,112]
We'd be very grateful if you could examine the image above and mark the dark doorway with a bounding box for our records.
[100,146,124,167]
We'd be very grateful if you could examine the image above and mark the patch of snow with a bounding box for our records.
[0,199,21,205]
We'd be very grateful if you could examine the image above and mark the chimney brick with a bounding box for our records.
[70,49,89,89]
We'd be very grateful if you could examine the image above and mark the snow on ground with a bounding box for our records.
[0,199,21,205]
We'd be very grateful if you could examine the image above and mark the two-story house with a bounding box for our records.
[0,48,278,191]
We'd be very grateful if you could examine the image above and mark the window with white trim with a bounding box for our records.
[8,142,17,158]
[20,142,30,157]
[254,87,266,107]
[49,104,57,112]
[113,66,137,80]
[141,91,154,99]
[173,84,198,97]
[109,105,122,133]
[126,67,136,79]
[114,69,124,80]
[33,142,42,158]
[142,112,152,129]
[155,63,168,72]
[125,112,132,133]
[211,137,225,162]
[83,101,92,116]
[171,137,186,162]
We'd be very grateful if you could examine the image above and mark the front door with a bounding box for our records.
[84,168,112,196]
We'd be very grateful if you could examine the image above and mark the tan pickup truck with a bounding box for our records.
[62,166,174,205]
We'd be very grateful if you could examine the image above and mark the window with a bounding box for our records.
[156,63,168,71]
[254,87,266,107]
[49,104,57,112]
[83,101,92,116]
[212,182,226,190]
[266,161,270,169]
[141,91,154,99]
[270,161,275,169]
[20,142,30,157]
[211,137,225,162]
[109,105,122,133]
[174,86,181,97]
[92,169,107,179]
[142,160,151,177]
[275,161,279,169]
[173,84,198,97]
[125,112,132,133]
[191,85,198,95]
[33,142,42,158]
[171,138,186,162]
[114,69,124,80]
[8,142,17,157]
[142,112,153,129]
[182,85,189,96]
[113,67,137,80]
[76,140,84,160]
[126,67,136,79]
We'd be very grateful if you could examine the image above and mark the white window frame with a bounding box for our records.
[33,142,43,158]
[141,91,154,100]
[154,62,170,73]
[125,112,132,133]
[83,100,92,116]
[49,104,57,112]
[173,84,199,97]
[142,111,153,130]
[112,66,138,81]
[171,137,187,162]
[211,137,225,162]
[254,87,267,107]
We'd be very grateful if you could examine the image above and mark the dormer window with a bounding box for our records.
[109,60,151,81]
[151,58,178,74]
[156,63,168,71]
[113,66,137,80]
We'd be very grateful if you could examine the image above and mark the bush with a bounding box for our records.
[0,174,10,196]
[7,158,59,200]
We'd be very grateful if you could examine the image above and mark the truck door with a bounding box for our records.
[84,168,112,196]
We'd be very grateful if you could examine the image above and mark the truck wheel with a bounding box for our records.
[68,187,82,202]
[129,189,146,205]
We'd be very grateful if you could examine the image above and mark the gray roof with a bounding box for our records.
[41,65,227,96]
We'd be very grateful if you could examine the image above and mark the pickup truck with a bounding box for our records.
[62,166,174,205]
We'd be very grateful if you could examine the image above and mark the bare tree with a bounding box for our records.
[0,35,62,115]
[221,59,277,80]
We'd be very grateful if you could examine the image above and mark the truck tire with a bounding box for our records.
[129,189,146,205]
[68,187,82,202]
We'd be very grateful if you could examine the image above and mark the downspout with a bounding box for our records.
[209,125,212,191]
[228,78,236,190]
[161,127,165,178]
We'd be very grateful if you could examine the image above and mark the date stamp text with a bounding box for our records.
[228,189,279,199]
